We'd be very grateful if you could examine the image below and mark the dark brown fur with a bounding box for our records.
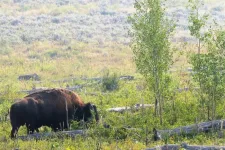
[10,88,99,138]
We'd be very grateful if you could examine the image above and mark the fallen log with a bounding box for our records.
[17,130,84,140]
[154,119,225,140]
[18,75,135,94]
[107,104,153,113]
[146,143,225,150]
[52,75,134,83]
[19,85,84,94]
[52,77,78,83]
[119,75,134,80]
[65,85,84,91]
[19,87,49,94]
[146,144,180,150]
[18,73,40,81]
[176,87,199,92]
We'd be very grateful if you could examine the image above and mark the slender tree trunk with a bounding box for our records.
[197,8,200,55]
[198,39,201,54]
[154,97,158,117]
[212,86,216,121]
[154,48,163,124]
[155,70,163,125]
[172,93,176,124]
[207,105,210,121]
[153,49,159,117]
[159,96,163,125]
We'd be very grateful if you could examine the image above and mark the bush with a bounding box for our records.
[102,71,119,92]
[0,40,13,55]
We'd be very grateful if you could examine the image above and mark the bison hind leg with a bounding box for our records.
[51,123,60,132]
[11,126,19,139]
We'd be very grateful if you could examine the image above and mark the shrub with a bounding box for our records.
[44,50,58,58]
[0,40,13,55]
[102,71,119,92]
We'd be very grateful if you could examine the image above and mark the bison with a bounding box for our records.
[10,88,99,138]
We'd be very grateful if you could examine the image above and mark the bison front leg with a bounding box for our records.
[35,128,39,133]
[26,127,34,134]
[27,127,39,134]
[26,124,33,134]
[26,124,39,134]
[62,120,69,131]
[51,123,60,132]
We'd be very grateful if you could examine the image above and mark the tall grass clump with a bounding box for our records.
[101,70,119,92]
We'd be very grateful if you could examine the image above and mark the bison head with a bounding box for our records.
[153,128,161,141]
[83,103,99,123]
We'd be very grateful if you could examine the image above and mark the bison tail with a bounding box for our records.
[9,104,23,131]
[9,104,20,138]
[10,105,18,125]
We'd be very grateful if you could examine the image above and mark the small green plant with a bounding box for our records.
[70,121,80,130]
[44,50,58,58]
[0,40,13,55]
[102,71,119,92]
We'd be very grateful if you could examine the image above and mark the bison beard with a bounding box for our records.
[10,88,99,138]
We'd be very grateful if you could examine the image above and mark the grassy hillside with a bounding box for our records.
[0,0,224,44]
[0,0,224,79]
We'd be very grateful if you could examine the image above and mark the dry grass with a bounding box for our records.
[0,2,97,16]
[0,40,135,83]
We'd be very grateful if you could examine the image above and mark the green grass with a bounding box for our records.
[0,31,225,149]
[0,47,224,148]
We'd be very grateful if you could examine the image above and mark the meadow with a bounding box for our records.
[0,0,225,149]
